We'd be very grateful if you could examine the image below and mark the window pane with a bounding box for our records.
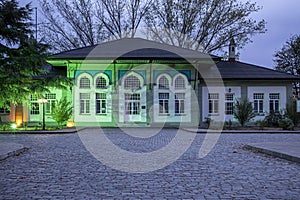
[124,75,140,90]
[225,93,234,101]
[80,93,90,114]
[80,77,90,88]
[214,100,219,113]
[180,100,184,113]
[96,93,107,114]
[96,77,107,89]
[0,103,10,114]
[30,103,39,115]
[158,76,169,89]
[269,93,280,99]
[209,100,213,113]
[164,101,169,113]
[175,76,185,89]
[275,100,279,112]
[259,100,263,113]
[209,93,219,99]
[253,93,264,99]
[225,102,233,115]
[80,100,85,114]
[175,93,185,99]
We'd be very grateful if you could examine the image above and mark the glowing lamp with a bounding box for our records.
[16,120,22,127]
[66,122,75,128]
[11,123,17,129]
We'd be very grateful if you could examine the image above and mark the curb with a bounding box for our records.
[0,143,28,161]
[181,128,300,134]
[244,144,300,164]
[0,128,80,134]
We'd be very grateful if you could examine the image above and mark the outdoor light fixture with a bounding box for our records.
[38,98,48,130]
[66,122,75,128]
[16,120,22,127]
[11,123,17,129]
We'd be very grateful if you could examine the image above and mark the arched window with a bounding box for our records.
[96,76,107,89]
[174,76,185,89]
[158,76,169,89]
[80,77,90,88]
[124,75,141,90]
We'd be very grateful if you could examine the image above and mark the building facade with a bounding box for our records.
[1,38,298,127]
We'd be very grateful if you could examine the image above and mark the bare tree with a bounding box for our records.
[144,0,266,53]
[39,0,265,54]
[39,0,107,52]
[96,0,152,39]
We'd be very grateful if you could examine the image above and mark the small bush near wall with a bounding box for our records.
[255,120,268,130]
[285,101,299,126]
[233,98,256,127]
[278,118,294,130]
[264,111,283,127]
[0,122,11,131]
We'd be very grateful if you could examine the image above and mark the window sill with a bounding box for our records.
[208,113,219,116]
[159,114,170,116]
[96,114,107,116]
[175,114,186,116]
[255,113,265,116]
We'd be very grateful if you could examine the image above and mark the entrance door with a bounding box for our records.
[119,72,147,123]
[124,93,141,122]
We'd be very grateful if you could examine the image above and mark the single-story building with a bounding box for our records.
[1,38,299,127]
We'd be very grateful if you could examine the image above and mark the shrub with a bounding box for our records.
[285,101,299,126]
[233,98,256,127]
[51,97,73,128]
[225,120,233,129]
[278,118,294,130]
[0,122,11,131]
[255,120,268,130]
[264,111,283,127]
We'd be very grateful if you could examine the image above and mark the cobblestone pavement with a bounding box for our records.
[0,128,300,199]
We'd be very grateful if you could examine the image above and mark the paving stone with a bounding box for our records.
[0,129,300,199]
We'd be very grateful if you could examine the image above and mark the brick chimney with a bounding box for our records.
[229,37,236,62]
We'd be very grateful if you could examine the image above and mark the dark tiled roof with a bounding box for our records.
[49,38,219,60]
[33,64,66,78]
[216,61,300,80]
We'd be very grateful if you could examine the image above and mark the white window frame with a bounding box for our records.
[175,93,185,115]
[174,75,186,89]
[79,77,91,89]
[269,93,280,113]
[124,75,141,90]
[95,77,107,89]
[253,93,264,114]
[80,93,90,114]
[45,93,56,114]
[208,93,219,115]
[30,95,40,115]
[96,93,107,114]
[158,75,170,89]
[159,93,169,115]
[125,93,141,115]
[225,93,234,115]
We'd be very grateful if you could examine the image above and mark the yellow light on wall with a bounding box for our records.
[66,122,75,128]
[16,120,22,127]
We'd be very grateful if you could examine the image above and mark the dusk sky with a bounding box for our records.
[239,0,300,69]
[22,0,300,69]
